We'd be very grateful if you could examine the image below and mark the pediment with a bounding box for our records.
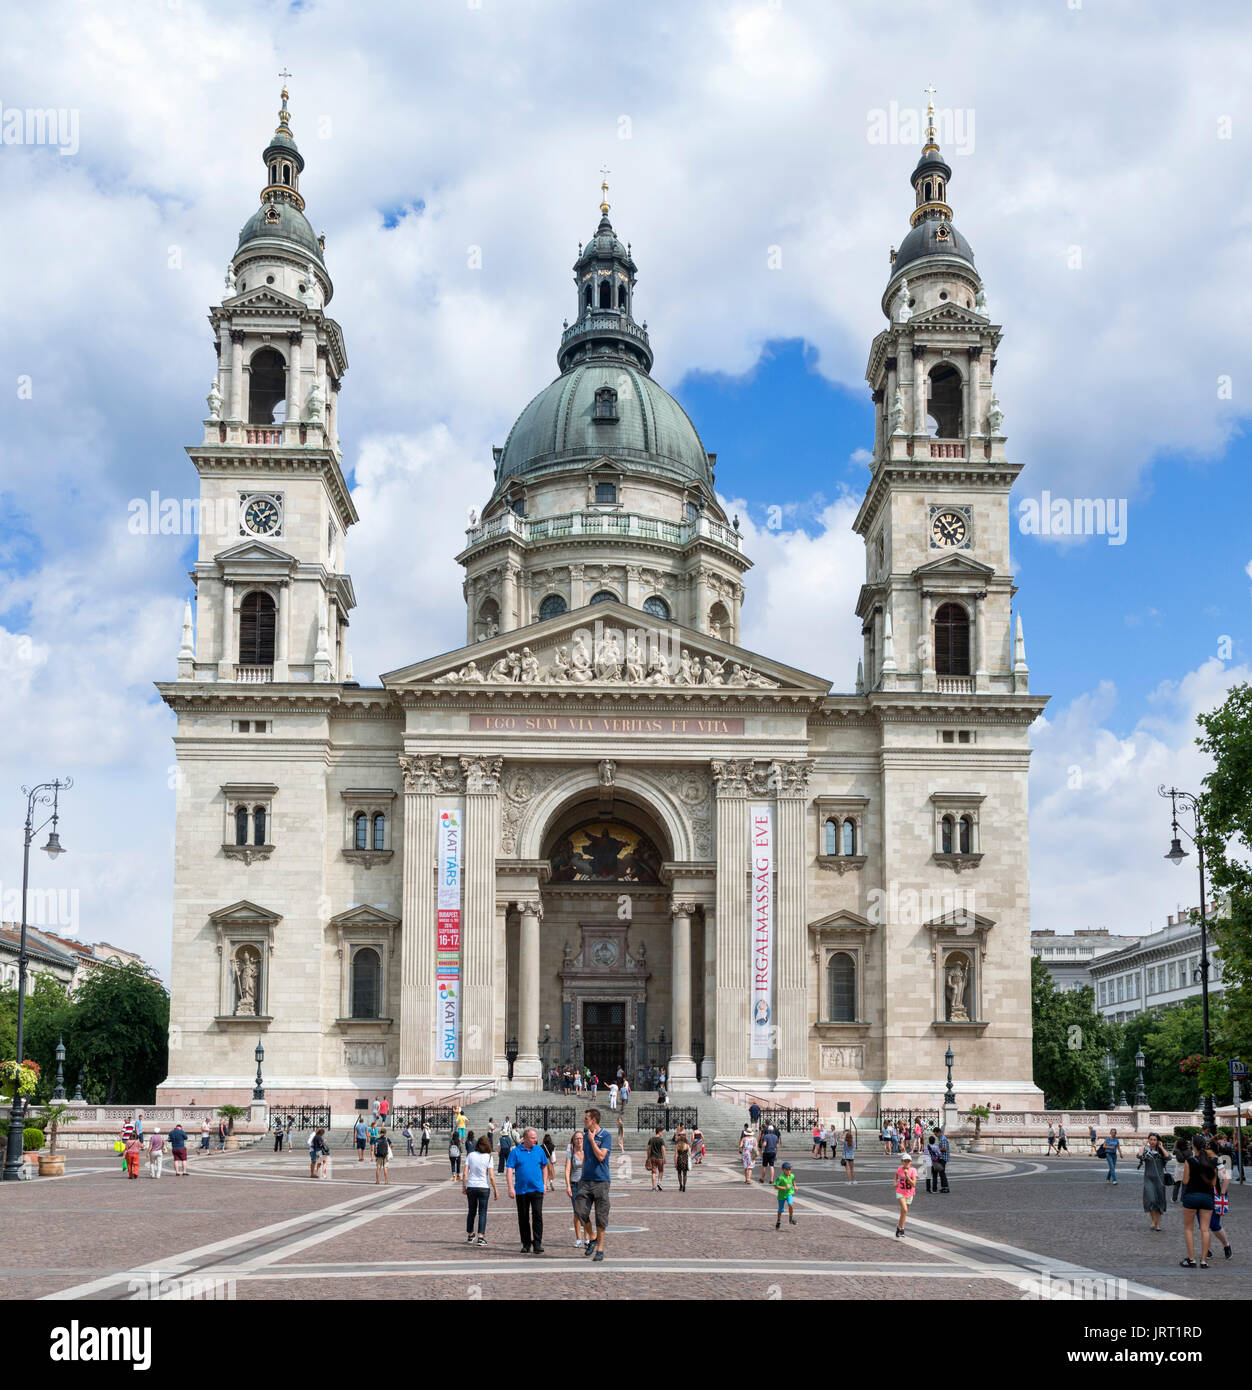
[214,539,296,567]
[809,909,876,933]
[911,553,995,581]
[329,904,401,928]
[923,908,996,934]
[382,598,830,693]
[588,457,624,475]
[907,302,990,332]
[224,286,306,314]
[209,899,282,927]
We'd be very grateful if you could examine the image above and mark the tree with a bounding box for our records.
[1196,682,1252,1071]
[71,962,170,1104]
[1030,957,1117,1106]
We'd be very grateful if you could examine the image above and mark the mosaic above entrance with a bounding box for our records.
[549,821,663,884]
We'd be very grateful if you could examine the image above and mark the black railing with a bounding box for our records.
[269,1105,330,1131]
[386,1105,456,1133]
[514,1106,578,1134]
[637,1105,698,1132]
[877,1108,941,1137]
[757,1107,819,1133]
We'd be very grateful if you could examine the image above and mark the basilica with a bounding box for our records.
[158,87,1047,1116]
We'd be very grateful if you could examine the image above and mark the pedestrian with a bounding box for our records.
[565,1130,590,1248]
[620,1080,630,1108]
[124,1131,143,1179]
[372,1096,380,1120]
[894,1150,918,1238]
[646,1126,666,1191]
[608,1081,619,1111]
[933,1130,951,1193]
[367,1119,379,1152]
[1100,1127,1121,1184]
[1056,1123,1068,1156]
[146,1127,166,1179]
[1179,1138,1216,1267]
[881,1120,891,1156]
[200,1117,211,1152]
[455,1108,468,1145]
[216,1117,228,1151]
[774,1160,797,1229]
[168,1121,188,1178]
[497,1124,513,1174]
[675,1126,691,1192]
[1046,1122,1056,1155]
[912,1120,924,1155]
[379,1096,389,1122]
[740,1125,757,1184]
[811,1121,821,1158]
[1139,1132,1168,1232]
[135,1113,145,1143]
[1089,1124,1099,1155]
[656,1084,668,1106]
[308,1127,329,1179]
[540,1131,555,1161]
[464,1135,498,1247]
[448,1133,463,1181]
[749,1100,761,1128]
[761,1124,780,1187]
[1203,1137,1233,1260]
[1170,1137,1190,1204]
[420,1121,431,1157]
[576,1107,612,1263]
[122,1115,135,1142]
[506,1127,551,1255]
[273,1116,285,1153]
[353,1115,369,1162]
[403,1124,415,1157]
[841,1129,856,1184]
[616,1111,626,1151]
[374,1127,392,1185]
[285,1117,294,1150]
[692,1126,705,1165]
[502,1115,513,1138]
[487,1117,496,1146]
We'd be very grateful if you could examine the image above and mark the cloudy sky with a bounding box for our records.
[0,0,1248,977]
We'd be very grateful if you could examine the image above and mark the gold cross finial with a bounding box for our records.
[599,165,611,216]
[923,83,937,115]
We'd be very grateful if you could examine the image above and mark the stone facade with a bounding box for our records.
[158,94,1047,1120]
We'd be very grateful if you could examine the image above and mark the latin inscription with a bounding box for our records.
[469,714,745,736]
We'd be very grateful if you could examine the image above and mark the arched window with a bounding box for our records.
[248,347,287,425]
[926,363,963,438]
[583,284,593,310]
[842,820,856,856]
[959,815,973,855]
[354,812,368,850]
[372,813,386,852]
[351,947,381,1019]
[824,818,838,856]
[594,389,618,422]
[589,590,616,605]
[539,595,567,622]
[617,283,627,309]
[941,815,954,855]
[476,598,500,641]
[924,180,933,201]
[642,596,670,620]
[826,952,856,1022]
[252,806,267,846]
[934,603,970,676]
[238,591,276,666]
[598,280,612,309]
[235,806,249,846]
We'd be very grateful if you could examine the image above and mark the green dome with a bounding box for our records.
[496,362,712,489]
[236,201,324,264]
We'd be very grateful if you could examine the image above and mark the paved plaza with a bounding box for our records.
[3,1140,1246,1302]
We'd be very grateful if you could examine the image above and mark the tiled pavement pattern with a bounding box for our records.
[4,1145,1247,1301]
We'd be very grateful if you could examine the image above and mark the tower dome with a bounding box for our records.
[888,91,975,283]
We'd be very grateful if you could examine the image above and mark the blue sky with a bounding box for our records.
[0,0,1249,971]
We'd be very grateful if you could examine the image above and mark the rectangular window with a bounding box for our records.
[957,730,971,743]
[941,730,955,744]
[238,720,250,733]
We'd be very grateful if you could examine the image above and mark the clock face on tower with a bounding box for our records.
[241,494,282,537]
[929,507,970,549]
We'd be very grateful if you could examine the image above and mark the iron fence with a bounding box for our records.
[876,1108,941,1137]
[514,1106,578,1133]
[756,1107,819,1133]
[268,1105,330,1131]
[637,1105,698,1132]
[386,1105,456,1133]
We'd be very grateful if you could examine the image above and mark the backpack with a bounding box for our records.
[375,1136,389,1159]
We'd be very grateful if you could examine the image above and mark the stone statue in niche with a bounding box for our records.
[232,948,259,1016]
[894,277,911,323]
[304,379,324,423]
[206,378,223,420]
[598,759,616,787]
[945,955,970,1022]
[889,387,905,436]
[987,393,1004,435]
[224,264,237,295]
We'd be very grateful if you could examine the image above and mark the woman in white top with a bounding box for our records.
[740,1126,757,1184]
[462,1135,498,1248]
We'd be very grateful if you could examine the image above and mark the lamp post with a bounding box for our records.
[1134,1048,1148,1108]
[72,1068,84,1104]
[944,1045,957,1110]
[52,1037,66,1102]
[3,777,71,1182]
[1105,1052,1116,1111]
[1159,785,1217,1131]
[252,1040,265,1101]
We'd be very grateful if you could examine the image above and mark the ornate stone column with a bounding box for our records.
[397,755,458,1084]
[285,331,302,423]
[911,343,927,437]
[229,329,245,421]
[219,580,235,678]
[461,757,501,1081]
[973,589,988,690]
[920,589,934,691]
[701,906,716,1082]
[501,563,519,633]
[625,564,641,611]
[515,898,543,1084]
[668,901,697,1088]
[774,761,813,1093]
[492,898,510,1080]
[713,761,750,1078]
[569,564,585,610]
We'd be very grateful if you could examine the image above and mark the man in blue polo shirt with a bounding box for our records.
[506,1127,550,1254]
[353,1117,369,1162]
[575,1107,613,1263]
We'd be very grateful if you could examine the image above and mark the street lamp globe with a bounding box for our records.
[1164,837,1187,865]
[254,1040,264,1066]
[42,831,65,859]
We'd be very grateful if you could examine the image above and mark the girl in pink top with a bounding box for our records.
[895,1153,917,1238]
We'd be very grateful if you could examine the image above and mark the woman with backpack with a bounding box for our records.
[1179,1137,1216,1267]
[374,1128,392,1185]
[448,1132,463,1181]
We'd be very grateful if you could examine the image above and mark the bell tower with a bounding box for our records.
[178,78,358,686]
[853,90,1028,697]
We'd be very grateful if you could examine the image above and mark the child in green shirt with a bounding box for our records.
[774,1161,797,1229]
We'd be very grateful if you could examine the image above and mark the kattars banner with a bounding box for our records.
[437,807,461,1062]
[749,802,774,1059]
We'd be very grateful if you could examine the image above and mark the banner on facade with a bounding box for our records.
[437,807,462,1062]
[749,802,774,1059]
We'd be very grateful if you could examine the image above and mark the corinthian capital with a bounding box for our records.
[398,754,466,795]
[461,755,503,794]
[517,897,544,921]
[670,901,697,919]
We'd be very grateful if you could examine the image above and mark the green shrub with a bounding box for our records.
[22,1127,44,1152]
